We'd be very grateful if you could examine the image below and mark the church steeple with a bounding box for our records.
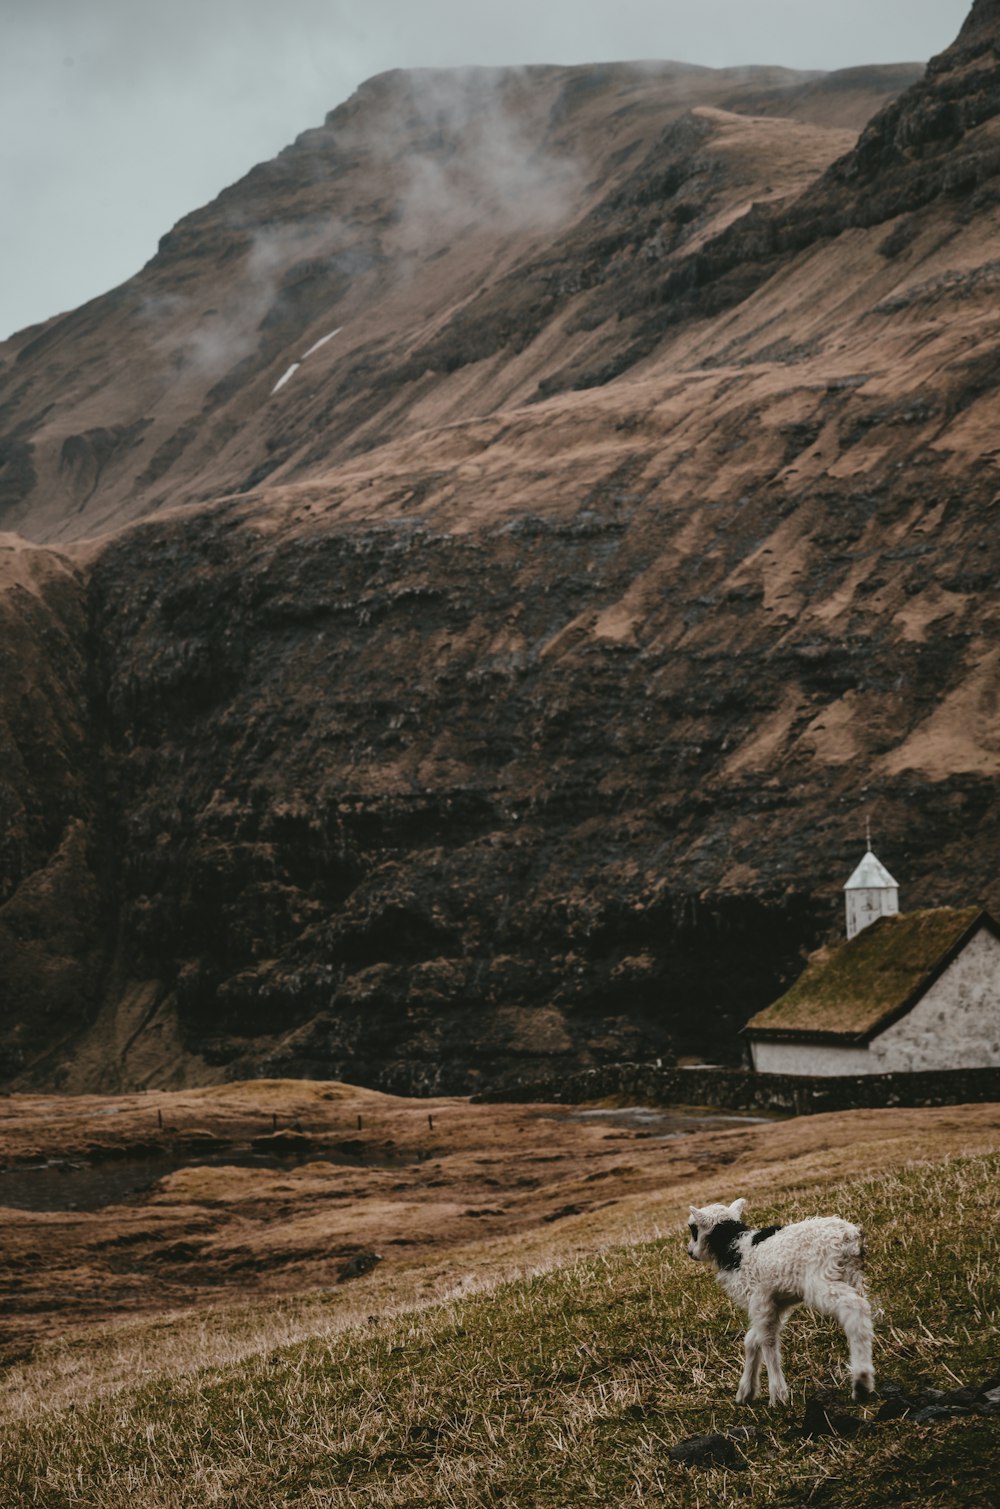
[844,824,899,939]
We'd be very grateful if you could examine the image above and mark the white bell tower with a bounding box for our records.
[844,821,899,939]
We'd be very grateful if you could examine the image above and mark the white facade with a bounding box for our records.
[751,1039,873,1075]
[750,925,1000,1075]
[844,850,899,940]
[869,926,1000,1071]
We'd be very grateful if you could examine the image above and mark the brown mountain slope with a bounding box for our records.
[0,60,917,543]
[1,6,999,1093]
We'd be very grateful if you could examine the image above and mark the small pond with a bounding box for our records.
[551,1105,776,1138]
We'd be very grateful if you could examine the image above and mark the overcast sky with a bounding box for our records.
[0,0,973,341]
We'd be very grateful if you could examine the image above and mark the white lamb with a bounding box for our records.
[686,1197,875,1406]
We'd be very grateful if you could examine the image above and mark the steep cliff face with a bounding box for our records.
[79,353,999,1091]
[1,8,999,1093]
[0,542,109,1080]
[85,503,827,1091]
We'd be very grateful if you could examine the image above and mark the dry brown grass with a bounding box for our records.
[1,1084,997,1435]
[0,1140,997,1507]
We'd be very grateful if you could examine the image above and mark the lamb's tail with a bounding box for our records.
[838,1223,867,1283]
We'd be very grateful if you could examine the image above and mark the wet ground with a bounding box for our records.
[0,1139,425,1213]
[553,1106,775,1138]
[0,1106,775,1213]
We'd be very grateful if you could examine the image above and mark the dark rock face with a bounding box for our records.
[0,549,110,1083]
[84,505,825,1091]
[960,0,1000,41]
[74,431,1000,1092]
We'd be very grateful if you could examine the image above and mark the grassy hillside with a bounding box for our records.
[1,1148,997,1507]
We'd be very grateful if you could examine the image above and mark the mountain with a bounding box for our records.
[1,4,998,1094]
[1,59,918,543]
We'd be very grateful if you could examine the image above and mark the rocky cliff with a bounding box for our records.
[1,6,998,1093]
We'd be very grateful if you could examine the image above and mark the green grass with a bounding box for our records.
[1,1152,997,1507]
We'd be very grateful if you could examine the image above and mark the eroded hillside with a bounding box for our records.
[0,4,998,1092]
[0,59,917,542]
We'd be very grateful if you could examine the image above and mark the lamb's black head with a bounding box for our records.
[687,1198,747,1269]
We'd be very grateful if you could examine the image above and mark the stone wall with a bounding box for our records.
[474,1062,1000,1116]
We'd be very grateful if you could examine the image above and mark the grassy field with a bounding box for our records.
[1,1146,997,1507]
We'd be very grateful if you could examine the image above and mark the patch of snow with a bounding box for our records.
[271,363,301,395]
[269,329,343,398]
[301,328,342,360]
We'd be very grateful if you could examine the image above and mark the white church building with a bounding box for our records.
[744,842,1000,1075]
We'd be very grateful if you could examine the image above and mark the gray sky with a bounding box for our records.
[0,0,973,341]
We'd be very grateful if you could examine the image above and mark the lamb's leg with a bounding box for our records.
[749,1298,788,1406]
[831,1283,875,1400]
[736,1325,762,1404]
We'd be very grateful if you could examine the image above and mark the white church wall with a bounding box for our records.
[750,1039,875,1075]
[869,927,1000,1071]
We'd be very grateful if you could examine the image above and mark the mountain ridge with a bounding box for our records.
[2,58,919,542]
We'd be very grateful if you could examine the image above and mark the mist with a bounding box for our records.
[0,0,974,340]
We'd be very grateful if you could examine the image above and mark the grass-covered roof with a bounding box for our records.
[744,907,990,1042]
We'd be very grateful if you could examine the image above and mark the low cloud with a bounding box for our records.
[376,69,583,244]
[2,0,971,339]
[141,217,350,382]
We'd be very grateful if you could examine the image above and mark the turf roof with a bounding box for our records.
[744,906,989,1041]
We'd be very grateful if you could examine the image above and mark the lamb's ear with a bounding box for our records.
[688,1206,707,1225]
[728,1198,746,1220]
